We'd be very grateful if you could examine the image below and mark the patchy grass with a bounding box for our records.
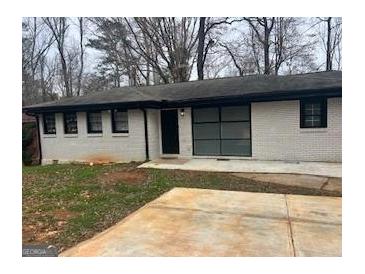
[22,162,341,252]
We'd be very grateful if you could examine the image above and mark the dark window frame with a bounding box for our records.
[43,113,56,135]
[300,98,327,128]
[111,109,129,133]
[192,104,252,157]
[87,111,103,134]
[63,112,78,134]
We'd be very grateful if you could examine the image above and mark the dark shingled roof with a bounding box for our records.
[23,71,342,113]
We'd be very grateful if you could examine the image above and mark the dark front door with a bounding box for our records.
[161,109,180,154]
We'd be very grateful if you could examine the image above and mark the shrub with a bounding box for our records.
[22,123,36,165]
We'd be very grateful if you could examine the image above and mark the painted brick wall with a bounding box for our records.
[178,107,193,158]
[147,109,161,160]
[39,109,150,164]
[251,97,342,162]
[39,98,341,164]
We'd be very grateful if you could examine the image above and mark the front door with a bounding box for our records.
[161,109,180,154]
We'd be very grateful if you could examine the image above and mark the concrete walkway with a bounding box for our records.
[138,159,342,178]
[61,188,341,257]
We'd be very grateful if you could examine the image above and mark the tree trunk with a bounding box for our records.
[263,18,271,75]
[60,50,70,96]
[326,17,332,71]
[76,17,84,96]
[197,17,206,80]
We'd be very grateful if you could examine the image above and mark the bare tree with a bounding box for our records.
[203,49,231,79]
[124,17,199,83]
[317,17,342,71]
[244,17,275,74]
[272,18,317,75]
[76,17,85,96]
[43,17,71,96]
[197,17,207,80]
[196,17,243,80]
[220,39,257,76]
[23,17,343,104]
[22,17,55,105]
[221,43,244,76]
[221,17,317,76]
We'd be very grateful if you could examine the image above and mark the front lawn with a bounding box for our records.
[22,162,340,252]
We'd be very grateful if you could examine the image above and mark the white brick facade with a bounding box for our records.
[39,97,341,164]
[251,97,342,162]
[178,108,193,158]
[177,98,341,162]
[40,109,148,164]
[146,109,160,160]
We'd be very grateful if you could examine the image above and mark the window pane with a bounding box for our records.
[194,140,220,155]
[64,113,78,134]
[304,116,321,127]
[44,113,56,134]
[114,111,127,122]
[113,110,128,132]
[221,106,249,121]
[88,112,102,132]
[115,121,128,132]
[221,122,250,139]
[193,123,220,139]
[221,139,251,156]
[193,108,219,122]
[304,103,321,115]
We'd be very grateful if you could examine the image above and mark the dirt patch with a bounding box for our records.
[23,209,77,245]
[53,209,77,221]
[23,222,59,244]
[23,225,37,243]
[85,154,119,164]
[101,170,148,185]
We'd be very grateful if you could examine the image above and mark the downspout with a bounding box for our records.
[142,108,149,161]
[35,115,42,165]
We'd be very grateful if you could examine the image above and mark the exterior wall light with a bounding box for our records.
[180,108,185,117]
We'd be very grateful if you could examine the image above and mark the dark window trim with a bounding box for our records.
[87,111,103,134]
[42,113,56,135]
[300,97,327,128]
[111,109,129,133]
[63,112,78,134]
[192,104,252,157]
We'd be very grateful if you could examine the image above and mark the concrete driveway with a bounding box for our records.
[139,159,342,178]
[61,188,341,257]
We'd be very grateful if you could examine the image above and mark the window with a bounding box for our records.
[111,109,129,133]
[192,105,251,156]
[87,111,102,133]
[63,112,78,134]
[43,113,56,134]
[300,98,327,128]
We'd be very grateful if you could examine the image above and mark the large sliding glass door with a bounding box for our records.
[192,105,251,156]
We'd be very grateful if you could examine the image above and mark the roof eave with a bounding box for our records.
[163,87,342,107]
[23,87,341,114]
[22,100,162,114]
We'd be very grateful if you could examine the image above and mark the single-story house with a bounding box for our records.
[23,71,342,164]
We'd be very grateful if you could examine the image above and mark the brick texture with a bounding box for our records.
[40,109,148,164]
[39,98,341,164]
[251,98,341,162]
